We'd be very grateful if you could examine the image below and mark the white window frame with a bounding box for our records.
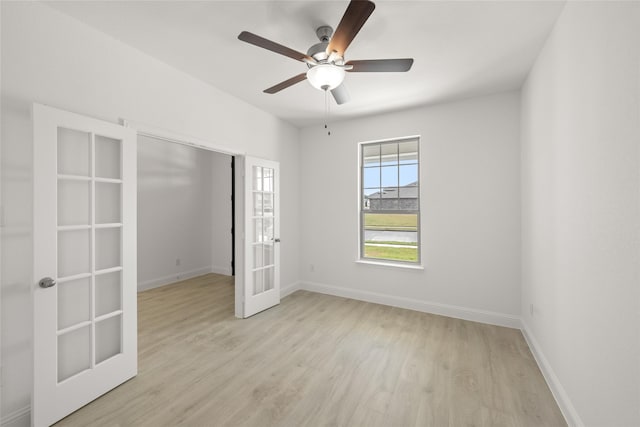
[358,136,421,267]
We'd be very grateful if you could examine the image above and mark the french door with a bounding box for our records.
[242,156,280,317]
[32,104,137,426]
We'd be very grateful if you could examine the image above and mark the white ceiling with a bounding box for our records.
[47,0,565,128]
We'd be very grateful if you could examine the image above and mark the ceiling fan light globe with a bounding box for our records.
[306,64,346,91]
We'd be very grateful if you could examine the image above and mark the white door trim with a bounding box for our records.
[122,120,245,156]
[121,120,247,318]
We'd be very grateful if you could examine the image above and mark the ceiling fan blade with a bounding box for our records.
[327,0,376,58]
[346,58,414,72]
[264,73,308,94]
[238,31,315,63]
[331,83,351,105]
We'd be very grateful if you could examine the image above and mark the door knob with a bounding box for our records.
[39,277,56,288]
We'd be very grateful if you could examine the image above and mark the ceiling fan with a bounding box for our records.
[238,0,414,105]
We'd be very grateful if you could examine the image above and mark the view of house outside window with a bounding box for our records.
[360,137,420,264]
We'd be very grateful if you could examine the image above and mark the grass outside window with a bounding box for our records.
[363,212,418,262]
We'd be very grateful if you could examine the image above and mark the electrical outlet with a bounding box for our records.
[176,258,181,266]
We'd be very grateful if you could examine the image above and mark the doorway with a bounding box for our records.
[128,123,282,319]
[136,134,235,294]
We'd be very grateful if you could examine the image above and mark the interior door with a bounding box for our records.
[32,104,137,426]
[243,156,280,317]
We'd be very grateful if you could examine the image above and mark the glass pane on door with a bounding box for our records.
[58,326,91,382]
[263,218,273,241]
[95,183,121,224]
[253,192,263,216]
[264,267,274,291]
[253,244,264,269]
[58,229,90,278]
[95,315,122,364]
[57,277,91,330]
[58,180,90,226]
[264,243,274,266]
[263,168,274,192]
[58,128,90,176]
[263,193,273,216]
[95,271,121,316]
[253,166,262,191]
[95,228,121,271]
[95,135,121,179]
[253,218,263,243]
[253,270,264,295]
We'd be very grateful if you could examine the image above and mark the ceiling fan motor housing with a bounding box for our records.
[307,26,336,65]
[307,42,329,64]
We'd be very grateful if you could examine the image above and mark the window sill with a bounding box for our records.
[355,259,424,271]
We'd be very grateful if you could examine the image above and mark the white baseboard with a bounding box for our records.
[300,281,521,329]
[210,265,232,276]
[138,267,214,292]
[520,321,582,427]
[280,281,301,298]
[1,406,29,427]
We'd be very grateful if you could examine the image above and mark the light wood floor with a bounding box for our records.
[56,273,566,426]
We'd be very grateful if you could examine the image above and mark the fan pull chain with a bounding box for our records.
[324,89,331,136]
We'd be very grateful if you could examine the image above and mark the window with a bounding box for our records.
[360,137,420,264]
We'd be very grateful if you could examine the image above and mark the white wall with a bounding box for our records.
[210,151,233,276]
[298,92,521,326]
[520,2,640,425]
[0,2,300,424]
[137,136,233,291]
